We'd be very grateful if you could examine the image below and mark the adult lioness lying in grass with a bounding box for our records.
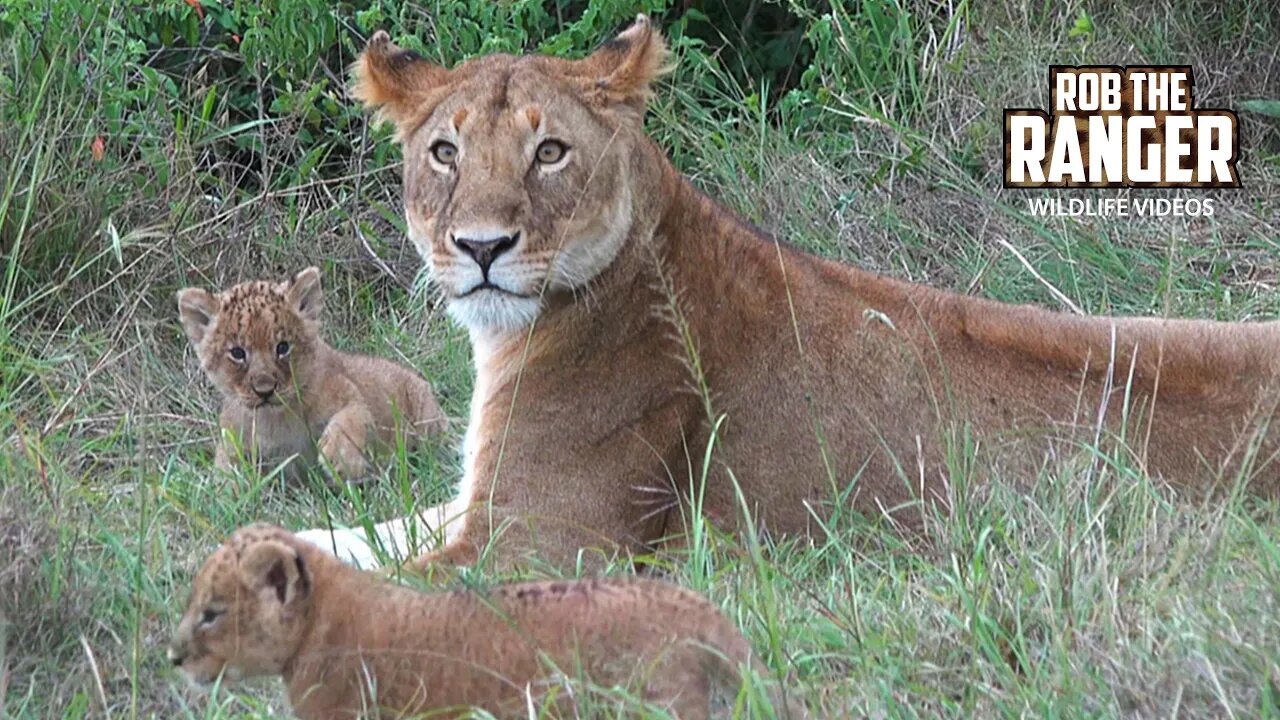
[300,17,1279,570]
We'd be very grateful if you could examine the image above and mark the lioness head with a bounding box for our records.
[168,524,312,685]
[354,16,669,332]
[177,268,325,410]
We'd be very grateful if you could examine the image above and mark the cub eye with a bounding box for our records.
[200,608,222,626]
[535,140,568,165]
[228,346,246,362]
[276,341,290,358]
[430,141,458,166]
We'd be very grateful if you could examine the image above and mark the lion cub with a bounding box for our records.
[168,523,788,720]
[177,268,445,480]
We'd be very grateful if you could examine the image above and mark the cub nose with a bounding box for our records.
[167,645,185,667]
[251,377,277,400]
[453,232,520,275]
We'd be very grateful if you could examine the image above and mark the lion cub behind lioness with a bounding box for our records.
[177,268,445,480]
[168,523,787,720]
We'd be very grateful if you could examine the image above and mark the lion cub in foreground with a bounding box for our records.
[168,523,786,720]
[177,268,445,480]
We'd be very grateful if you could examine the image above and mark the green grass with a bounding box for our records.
[3,0,1280,718]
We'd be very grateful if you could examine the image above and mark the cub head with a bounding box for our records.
[168,523,313,686]
[354,16,670,332]
[177,268,325,410]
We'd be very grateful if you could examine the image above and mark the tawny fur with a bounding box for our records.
[345,17,1279,572]
[177,268,445,481]
[168,524,783,719]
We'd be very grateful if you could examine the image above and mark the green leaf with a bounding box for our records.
[1239,99,1280,118]
[199,86,217,124]
[1068,10,1094,39]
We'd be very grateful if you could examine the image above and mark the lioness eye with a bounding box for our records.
[431,141,457,166]
[535,140,567,165]
[200,608,221,626]
[229,346,246,362]
[276,341,290,358]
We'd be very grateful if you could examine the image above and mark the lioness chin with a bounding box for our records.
[299,16,1279,571]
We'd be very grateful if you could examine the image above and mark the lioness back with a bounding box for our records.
[169,523,789,720]
[177,267,445,480]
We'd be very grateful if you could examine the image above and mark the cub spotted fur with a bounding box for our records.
[177,267,445,480]
[168,523,785,719]
[301,18,1278,570]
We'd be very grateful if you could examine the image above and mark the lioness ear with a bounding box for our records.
[578,15,670,113]
[176,288,218,346]
[239,540,310,606]
[287,267,323,323]
[353,30,450,138]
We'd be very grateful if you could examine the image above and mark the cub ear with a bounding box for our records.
[238,540,310,606]
[353,30,451,138]
[176,288,218,346]
[287,267,323,323]
[577,15,670,113]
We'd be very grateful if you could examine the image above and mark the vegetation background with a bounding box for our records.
[2,0,1278,717]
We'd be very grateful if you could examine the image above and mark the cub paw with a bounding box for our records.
[318,428,367,480]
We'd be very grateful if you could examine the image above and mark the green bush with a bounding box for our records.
[1,1,951,191]
[3,1,727,192]
[0,0,960,310]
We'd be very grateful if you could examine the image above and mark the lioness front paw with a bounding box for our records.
[295,515,428,569]
[409,539,479,574]
[295,527,379,569]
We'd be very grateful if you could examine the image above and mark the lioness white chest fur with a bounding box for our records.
[168,524,783,720]
[300,17,1279,571]
[178,267,445,481]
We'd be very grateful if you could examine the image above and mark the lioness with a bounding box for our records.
[168,523,784,719]
[301,17,1279,570]
[178,267,446,480]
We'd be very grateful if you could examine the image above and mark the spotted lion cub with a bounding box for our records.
[168,523,790,719]
[177,268,445,480]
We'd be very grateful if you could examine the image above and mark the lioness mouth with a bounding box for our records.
[459,282,527,298]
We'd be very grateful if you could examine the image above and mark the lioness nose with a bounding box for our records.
[453,232,519,275]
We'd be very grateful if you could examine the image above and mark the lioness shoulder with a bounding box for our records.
[169,523,790,719]
[176,267,446,480]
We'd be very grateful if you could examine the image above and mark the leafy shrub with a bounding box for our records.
[0,0,961,303]
[1,0,954,182]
